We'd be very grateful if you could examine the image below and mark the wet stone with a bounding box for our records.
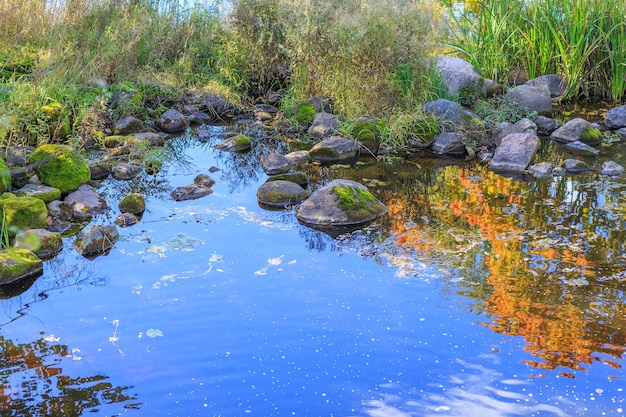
[111,163,142,180]
[562,158,590,173]
[257,180,309,209]
[115,212,139,228]
[260,152,291,175]
[601,161,625,176]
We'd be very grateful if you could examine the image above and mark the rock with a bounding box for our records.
[550,118,602,145]
[605,105,626,129]
[561,140,600,156]
[308,96,333,113]
[266,91,283,105]
[158,108,189,133]
[13,183,61,203]
[14,229,63,259]
[525,74,566,98]
[113,116,144,135]
[0,157,10,193]
[308,112,338,139]
[552,166,566,176]
[4,146,34,166]
[514,118,538,133]
[296,179,386,229]
[28,144,91,194]
[490,132,540,173]
[504,84,552,114]
[528,162,553,178]
[89,161,110,180]
[115,212,139,227]
[189,111,212,125]
[171,174,215,201]
[132,132,168,147]
[257,180,309,208]
[203,95,241,120]
[46,200,73,233]
[617,128,626,139]
[601,161,625,176]
[352,117,385,155]
[111,163,142,180]
[104,135,126,148]
[562,159,590,173]
[74,225,119,257]
[0,194,48,237]
[118,193,146,215]
[194,174,215,189]
[265,171,309,187]
[423,98,463,128]
[534,115,561,135]
[214,134,252,152]
[430,132,466,156]
[308,137,359,164]
[435,56,486,101]
[260,152,291,175]
[285,151,310,164]
[0,248,43,285]
[64,184,110,218]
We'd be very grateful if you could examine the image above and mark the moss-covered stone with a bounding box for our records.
[41,102,71,139]
[580,126,603,146]
[409,116,439,145]
[295,103,316,125]
[257,180,309,208]
[308,146,340,160]
[0,248,43,285]
[118,193,146,214]
[0,193,48,237]
[266,172,309,187]
[14,184,61,203]
[233,134,252,147]
[0,157,10,193]
[104,135,127,148]
[15,229,63,259]
[28,144,90,193]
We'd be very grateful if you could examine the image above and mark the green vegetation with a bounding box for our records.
[333,185,377,212]
[449,0,626,101]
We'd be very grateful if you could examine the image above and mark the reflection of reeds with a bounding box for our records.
[0,208,8,250]
[448,0,626,101]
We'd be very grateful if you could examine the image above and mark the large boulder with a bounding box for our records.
[74,225,119,257]
[0,193,48,237]
[257,180,309,209]
[0,248,43,285]
[64,184,110,218]
[423,98,463,129]
[0,157,10,193]
[525,75,566,99]
[490,132,539,173]
[504,84,552,114]
[296,179,387,228]
[158,108,189,133]
[308,137,359,164]
[605,105,626,129]
[28,144,90,194]
[550,118,602,145]
[308,112,338,139]
[435,56,486,100]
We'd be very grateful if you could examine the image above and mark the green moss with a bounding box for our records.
[410,116,439,144]
[28,144,90,193]
[14,185,61,203]
[104,135,127,148]
[295,103,316,125]
[0,157,10,193]
[0,193,48,237]
[119,193,146,214]
[0,248,43,285]
[41,102,71,139]
[580,126,603,145]
[333,185,377,212]
[233,134,252,147]
[352,120,383,142]
[266,172,309,186]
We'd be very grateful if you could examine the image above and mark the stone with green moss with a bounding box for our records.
[352,117,387,155]
[28,144,90,193]
[119,193,146,215]
[296,179,387,228]
[294,103,316,125]
[104,135,127,148]
[579,126,603,146]
[15,229,63,259]
[14,183,61,203]
[41,102,71,139]
[265,171,309,187]
[0,157,9,193]
[308,137,358,164]
[214,134,252,153]
[0,248,43,285]
[257,180,309,209]
[0,193,48,237]
[409,116,439,147]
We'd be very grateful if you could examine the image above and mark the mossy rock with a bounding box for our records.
[257,180,309,209]
[266,171,309,187]
[294,103,316,125]
[14,184,61,203]
[104,135,127,148]
[41,102,71,139]
[28,144,90,193]
[119,193,146,215]
[352,117,387,155]
[0,157,9,193]
[0,248,43,285]
[15,229,63,259]
[0,193,48,237]
[580,126,603,146]
[409,116,439,146]
[214,134,252,152]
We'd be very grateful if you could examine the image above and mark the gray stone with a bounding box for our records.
[260,152,291,175]
[525,74,566,98]
[435,56,486,100]
[550,118,602,145]
[514,118,538,133]
[115,212,139,227]
[430,132,466,156]
[561,140,600,156]
[113,116,143,135]
[601,161,625,176]
[257,180,309,208]
[528,162,553,178]
[203,95,241,120]
[285,151,310,164]
[74,225,119,257]
[214,134,251,152]
[111,163,143,180]
[296,179,387,228]
[308,112,338,139]
[64,184,110,218]
[534,115,561,136]
[89,161,110,180]
[605,105,626,129]
[171,184,213,201]
[194,174,215,189]
[189,111,212,125]
[490,132,539,173]
[308,96,333,113]
[14,183,61,203]
[562,159,590,173]
[423,98,463,128]
[504,84,552,114]
[308,136,358,164]
[158,109,189,133]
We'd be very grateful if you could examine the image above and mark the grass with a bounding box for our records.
[1,208,9,250]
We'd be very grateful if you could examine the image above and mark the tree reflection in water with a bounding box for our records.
[0,336,139,416]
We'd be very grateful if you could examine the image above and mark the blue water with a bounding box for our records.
[1,134,624,416]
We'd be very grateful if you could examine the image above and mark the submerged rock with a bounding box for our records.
[171,174,215,201]
[118,193,146,215]
[257,180,309,208]
[296,179,387,228]
[74,225,119,257]
[115,212,139,227]
[0,248,43,285]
